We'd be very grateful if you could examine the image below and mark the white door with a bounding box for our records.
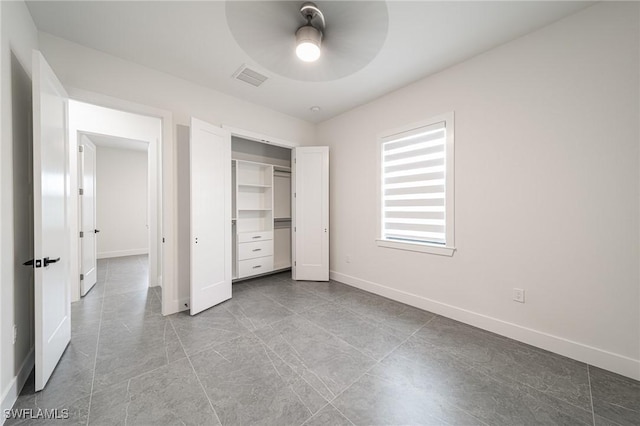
[189,118,232,315]
[79,137,98,295]
[292,146,329,281]
[32,50,71,391]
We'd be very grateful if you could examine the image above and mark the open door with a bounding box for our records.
[292,146,329,281]
[32,50,71,390]
[189,118,232,315]
[79,136,98,295]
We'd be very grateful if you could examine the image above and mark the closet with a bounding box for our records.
[231,136,293,280]
[185,118,329,315]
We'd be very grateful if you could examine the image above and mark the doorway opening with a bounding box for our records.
[78,132,151,294]
[69,100,163,302]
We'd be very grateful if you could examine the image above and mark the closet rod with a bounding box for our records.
[274,217,292,223]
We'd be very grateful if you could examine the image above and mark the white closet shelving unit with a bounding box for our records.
[234,160,275,278]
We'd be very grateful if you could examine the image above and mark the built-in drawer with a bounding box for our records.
[237,231,273,243]
[238,256,274,278]
[238,240,273,261]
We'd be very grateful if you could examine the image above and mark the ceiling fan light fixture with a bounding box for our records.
[295,25,322,62]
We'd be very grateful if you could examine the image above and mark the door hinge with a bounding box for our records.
[294,192,296,198]
[79,188,84,195]
[80,274,84,281]
[79,145,84,153]
[79,231,84,238]
[294,227,296,232]
[294,261,296,266]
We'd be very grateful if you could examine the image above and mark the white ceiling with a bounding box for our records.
[26,1,593,123]
[85,133,149,152]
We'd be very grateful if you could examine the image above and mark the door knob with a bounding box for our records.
[43,257,60,267]
[23,259,42,268]
[94,229,100,233]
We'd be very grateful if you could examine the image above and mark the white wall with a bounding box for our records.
[38,33,315,146]
[0,0,38,416]
[317,2,640,379]
[95,145,149,259]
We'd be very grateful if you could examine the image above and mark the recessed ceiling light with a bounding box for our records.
[310,106,321,112]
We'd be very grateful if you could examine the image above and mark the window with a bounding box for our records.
[377,113,455,256]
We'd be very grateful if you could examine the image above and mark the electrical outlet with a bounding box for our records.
[513,288,525,303]
[13,325,18,344]
[345,255,351,263]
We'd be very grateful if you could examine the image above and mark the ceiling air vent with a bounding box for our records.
[233,65,268,87]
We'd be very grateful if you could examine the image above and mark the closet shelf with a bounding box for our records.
[274,217,292,221]
[237,184,272,189]
[238,208,271,211]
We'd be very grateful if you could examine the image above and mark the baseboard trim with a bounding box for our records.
[162,296,189,316]
[178,298,190,313]
[330,270,640,381]
[1,349,34,425]
[97,248,149,259]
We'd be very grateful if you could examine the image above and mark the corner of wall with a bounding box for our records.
[0,348,33,424]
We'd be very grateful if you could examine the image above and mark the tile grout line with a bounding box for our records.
[265,309,378,366]
[408,316,597,423]
[85,259,110,426]
[299,402,332,426]
[254,328,337,402]
[260,344,314,419]
[256,282,335,309]
[322,314,440,425]
[223,302,260,332]
[587,365,596,426]
[331,313,488,426]
[440,342,594,422]
[328,402,356,426]
[244,315,335,398]
[417,340,589,425]
[356,314,493,426]
[241,289,444,417]
[123,379,132,426]
[167,317,224,426]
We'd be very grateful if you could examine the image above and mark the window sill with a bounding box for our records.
[376,239,456,257]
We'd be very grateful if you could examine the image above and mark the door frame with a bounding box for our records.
[222,125,300,150]
[65,89,174,315]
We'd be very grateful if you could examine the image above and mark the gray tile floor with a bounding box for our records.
[9,255,640,425]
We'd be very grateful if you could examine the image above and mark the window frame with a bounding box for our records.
[376,112,456,256]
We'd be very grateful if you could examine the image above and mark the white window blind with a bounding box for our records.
[381,121,447,245]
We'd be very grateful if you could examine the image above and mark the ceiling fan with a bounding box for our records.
[295,2,325,62]
[225,1,389,82]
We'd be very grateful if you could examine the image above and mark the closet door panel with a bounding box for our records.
[292,146,329,281]
[189,117,232,315]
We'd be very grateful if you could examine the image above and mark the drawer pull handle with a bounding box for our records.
[252,236,262,239]
[252,249,262,252]
[253,265,262,269]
